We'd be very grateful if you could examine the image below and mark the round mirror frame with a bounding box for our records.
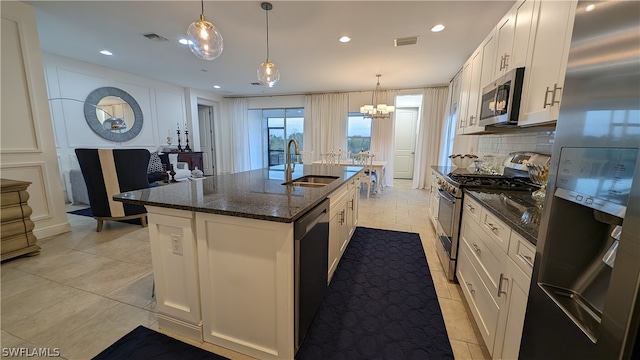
[84,87,143,142]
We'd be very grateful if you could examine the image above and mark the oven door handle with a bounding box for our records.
[438,189,457,203]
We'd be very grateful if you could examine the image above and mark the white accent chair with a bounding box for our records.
[167,153,192,180]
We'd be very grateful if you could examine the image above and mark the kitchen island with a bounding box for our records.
[113,164,362,359]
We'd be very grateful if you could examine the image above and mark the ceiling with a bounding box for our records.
[29,1,514,97]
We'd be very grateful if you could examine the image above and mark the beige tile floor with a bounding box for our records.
[0,179,489,359]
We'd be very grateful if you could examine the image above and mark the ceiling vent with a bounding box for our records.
[250,82,261,86]
[394,36,418,47]
[142,33,168,42]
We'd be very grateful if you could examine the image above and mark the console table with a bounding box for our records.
[1,178,39,261]
[176,152,203,171]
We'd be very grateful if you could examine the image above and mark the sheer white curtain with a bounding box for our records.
[303,93,349,163]
[412,86,449,189]
[226,98,251,173]
[370,89,398,187]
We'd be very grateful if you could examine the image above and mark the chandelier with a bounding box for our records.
[360,74,395,119]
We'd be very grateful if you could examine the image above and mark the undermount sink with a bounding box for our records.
[282,175,339,188]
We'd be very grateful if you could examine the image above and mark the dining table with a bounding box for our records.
[311,159,387,194]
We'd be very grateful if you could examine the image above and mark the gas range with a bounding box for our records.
[431,152,550,281]
[440,172,538,197]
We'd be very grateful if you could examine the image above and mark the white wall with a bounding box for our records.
[1,1,71,239]
[43,53,217,201]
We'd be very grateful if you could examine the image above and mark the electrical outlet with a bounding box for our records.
[171,234,183,255]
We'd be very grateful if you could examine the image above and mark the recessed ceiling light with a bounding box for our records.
[100,50,113,56]
[213,85,221,89]
[431,24,445,33]
[585,4,596,11]
[178,38,192,45]
[339,36,351,43]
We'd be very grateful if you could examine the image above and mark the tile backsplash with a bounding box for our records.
[477,130,555,157]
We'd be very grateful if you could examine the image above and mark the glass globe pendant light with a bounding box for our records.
[186,0,223,61]
[257,2,280,87]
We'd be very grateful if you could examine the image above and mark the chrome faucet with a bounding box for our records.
[286,138,300,182]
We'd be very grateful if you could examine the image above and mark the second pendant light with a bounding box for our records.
[257,2,280,87]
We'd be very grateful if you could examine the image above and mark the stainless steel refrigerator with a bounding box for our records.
[519,1,640,359]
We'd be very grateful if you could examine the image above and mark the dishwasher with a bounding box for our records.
[294,198,329,352]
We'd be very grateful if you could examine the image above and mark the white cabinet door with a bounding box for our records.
[510,0,535,71]
[494,11,514,78]
[494,0,535,77]
[496,258,532,360]
[462,46,485,134]
[456,59,473,135]
[429,171,439,228]
[481,29,497,89]
[328,207,341,281]
[519,0,577,126]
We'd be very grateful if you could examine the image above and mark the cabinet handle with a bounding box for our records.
[543,86,554,108]
[518,253,534,268]
[503,54,509,70]
[469,115,475,125]
[497,273,508,297]
[499,55,505,71]
[349,199,354,210]
[485,222,498,232]
[467,282,475,295]
[550,83,562,106]
[472,243,481,254]
[465,204,476,212]
[340,209,345,225]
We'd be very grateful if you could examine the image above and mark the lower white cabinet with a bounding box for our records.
[429,170,439,229]
[328,176,359,282]
[457,197,535,359]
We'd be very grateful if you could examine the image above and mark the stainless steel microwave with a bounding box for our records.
[479,67,525,127]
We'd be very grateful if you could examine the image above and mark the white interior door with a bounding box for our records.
[393,108,418,179]
[198,105,216,176]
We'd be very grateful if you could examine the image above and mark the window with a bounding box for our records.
[347,113,371,154]
[265,108,304,166]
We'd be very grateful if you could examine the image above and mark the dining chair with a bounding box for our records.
[356,152,377,197]
[321,151,339,165]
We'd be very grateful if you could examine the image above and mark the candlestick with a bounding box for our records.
[176,129,182,152]
[184,130,191,152]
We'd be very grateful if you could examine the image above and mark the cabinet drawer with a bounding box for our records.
[463,196,482,225]
[457,243,501,354]
[461,220,506,301]
[508,232,535,277]
[480,209,511,253]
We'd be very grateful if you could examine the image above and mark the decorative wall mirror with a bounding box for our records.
[84,87,143,142]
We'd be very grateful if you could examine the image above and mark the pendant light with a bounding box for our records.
[257,2,280,87]
[186,0,223,61]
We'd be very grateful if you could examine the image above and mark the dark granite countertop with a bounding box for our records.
[464,190,541,246]
[113,164,362,223]
[431,166,478,177]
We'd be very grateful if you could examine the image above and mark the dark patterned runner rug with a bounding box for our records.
[93,326,228,360]
[297,227,454,360]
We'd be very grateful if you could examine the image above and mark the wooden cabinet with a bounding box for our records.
[177,152,204,171]
[1,179,39,261]
[457,197,535,359]
[518,0,577,126]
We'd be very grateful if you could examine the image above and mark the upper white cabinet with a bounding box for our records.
[493,0,535,79]
[518,0,577,127]
[457,44,485,135]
